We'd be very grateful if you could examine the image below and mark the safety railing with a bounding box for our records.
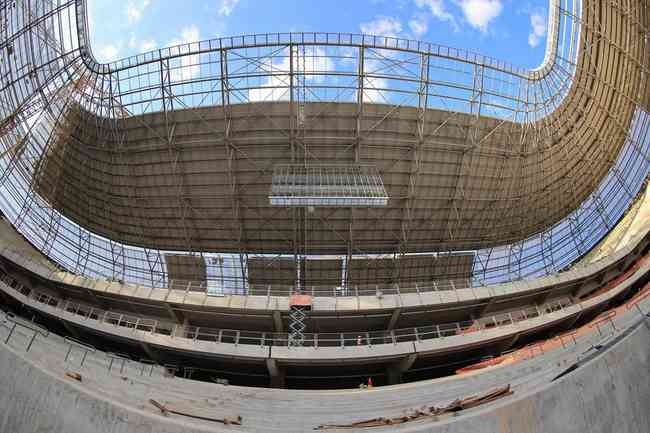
[0,314,166,378]
[1,311,49,352]
[64,336,96,366]
[2,288,648,390]
[0,244,476,297]
[2,272,576,349]
[0,243,626,300]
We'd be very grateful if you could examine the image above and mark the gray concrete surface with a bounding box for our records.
[0,290,649,433]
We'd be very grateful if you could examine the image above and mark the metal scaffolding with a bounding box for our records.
[269,164,388,207]
[0,0,648,294]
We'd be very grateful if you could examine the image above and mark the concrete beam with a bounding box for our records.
[386,308,401,330]
[272,311,283,333]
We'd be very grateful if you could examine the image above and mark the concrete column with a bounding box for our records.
[475,297,495,317]
[138,341,159,361]
[386,354,417,385]
[573,279,600,299]
[180,316,190,338]
[387,367,401,385]
[386,308,401,330]
[164,302,184,324]
[61,319,83,339]
[266,358,286,388]
[272,311,283,333]
[495,333,521,354]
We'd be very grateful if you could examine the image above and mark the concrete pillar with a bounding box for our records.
[164,302,184,324]
[386,354,417,385]
[270,372,286,388]
[139,341,159,361]
[387,367,402,385]
[180,316,190,338]
[266,358,286,388]
[475,297,495,317]
[61,319,83,339]
[386,308,401,330]
[495,333,521,354]
[573,279,600,299]
[272,311,283,333]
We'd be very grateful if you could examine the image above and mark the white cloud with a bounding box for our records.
[360,16,403,37]
[167,26,201,82]
[128,33,156,53]
[169,25,200,47]
[97,44,120,62]
[408,16,428,37]
[363,76,389,103]
[358,18,404,103]
[414,0,457,29]
[218,0,240,16]
[128,33,137,50]
[456,0,502,33]
[140,39,157,52]
[249,47,334,102]
[528,11,547,47]
[126,0,151,25]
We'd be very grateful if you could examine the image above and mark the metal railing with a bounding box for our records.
[1,272,576,349]
[63,336,96,366]
[0,227,646,303]
[0,311,166,378]
[1,311,49,352]
[1,286,648,390]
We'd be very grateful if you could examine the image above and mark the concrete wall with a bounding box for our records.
[417,318,650,433]
[0,338,229,433]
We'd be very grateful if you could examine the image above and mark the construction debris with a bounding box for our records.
[65,372,82,382]
[149,399,169,416]
[315,385,512,430]
[148,399,242,425]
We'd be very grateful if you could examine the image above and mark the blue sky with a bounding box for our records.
[87,0,551,68]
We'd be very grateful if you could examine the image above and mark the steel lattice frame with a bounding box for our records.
[0,0,649,294]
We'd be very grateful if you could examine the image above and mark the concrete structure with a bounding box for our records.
[1,282,649,432]
[1,0,650,431]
